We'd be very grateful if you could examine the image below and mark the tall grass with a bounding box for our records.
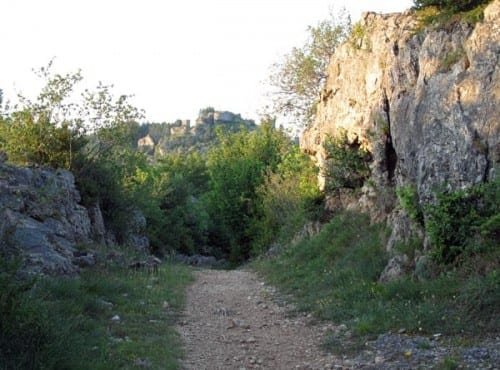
[0,256,192,369]
[254,211,499,351]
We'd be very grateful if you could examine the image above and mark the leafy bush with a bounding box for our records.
[0,110,85,169]
[414,0,491,28]
[413,0,490,12]
[323,129,371,192]
[205,122,291,261]
[425,176,499,264]
[250,146,322,255]
[149,153,210,255]
[396,185,424,224]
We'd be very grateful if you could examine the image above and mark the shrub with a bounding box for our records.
[205,122,291,261]
[323,129,371,192]
[396,185,424,224]
[425,176,499,264]
[0,109,85,169]
[250,146,322,255]
[413,0,491,12]
[414,0,491,28]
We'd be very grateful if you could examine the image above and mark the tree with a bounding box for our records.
[268,9,351,127]
[413,0,490,11]
[0,62,143,170]
[0,63,86,169]
[204,121,291,261]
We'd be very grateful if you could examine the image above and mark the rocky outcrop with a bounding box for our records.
[301,1,500,279]
[0,161,93,275]
[0,160,150,275]
[137,109,256,156]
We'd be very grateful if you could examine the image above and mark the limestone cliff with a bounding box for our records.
[301,1,499,277]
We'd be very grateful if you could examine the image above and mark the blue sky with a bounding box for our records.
[0,0,413,123]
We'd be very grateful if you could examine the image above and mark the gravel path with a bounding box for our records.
[177,268,500,370]
[177,268,339,370]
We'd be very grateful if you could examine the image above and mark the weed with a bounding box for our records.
[436,356,459,370]
[349,23,372,51]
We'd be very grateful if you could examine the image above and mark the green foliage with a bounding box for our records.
[0,65,87,169]
[205,121,291,261]
[250,145,322,255]
[323,129,371,192]
[0,63,146,243]
[413,0,490,12]
[268,9,351,126]
[396,185,424,224]
[0,110,84,169]
[0,254,192,369]
[149,153,210,255]
[414,0,491,28]
[255,211,500,350]
[425,176,499,264]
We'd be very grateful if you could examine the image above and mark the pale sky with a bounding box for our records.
[0,0,412,123]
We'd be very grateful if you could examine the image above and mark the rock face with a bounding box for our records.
[301,1,500,279]
[0,162,92,275]
[0,160,151,275]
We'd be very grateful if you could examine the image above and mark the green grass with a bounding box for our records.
[253,211,500,353]
[0,255,193,369]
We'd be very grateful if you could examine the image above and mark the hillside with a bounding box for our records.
[136,108,256,156]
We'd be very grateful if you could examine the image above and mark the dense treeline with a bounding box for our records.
[0,66,321,263]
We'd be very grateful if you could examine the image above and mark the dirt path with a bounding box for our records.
[177,268,338,370]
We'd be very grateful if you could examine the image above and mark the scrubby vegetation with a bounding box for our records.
[0,252,192,369]
[323,129,371,192]
[425,176,499,265]
[414,0,493,27]
[0,67,318,261]
[254,211,499,352]
[413,0,491,12]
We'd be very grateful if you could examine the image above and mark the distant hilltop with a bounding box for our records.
[136,107,256,156]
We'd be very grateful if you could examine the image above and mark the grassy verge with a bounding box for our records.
[253,211,499,353]
[0,254,193,369]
